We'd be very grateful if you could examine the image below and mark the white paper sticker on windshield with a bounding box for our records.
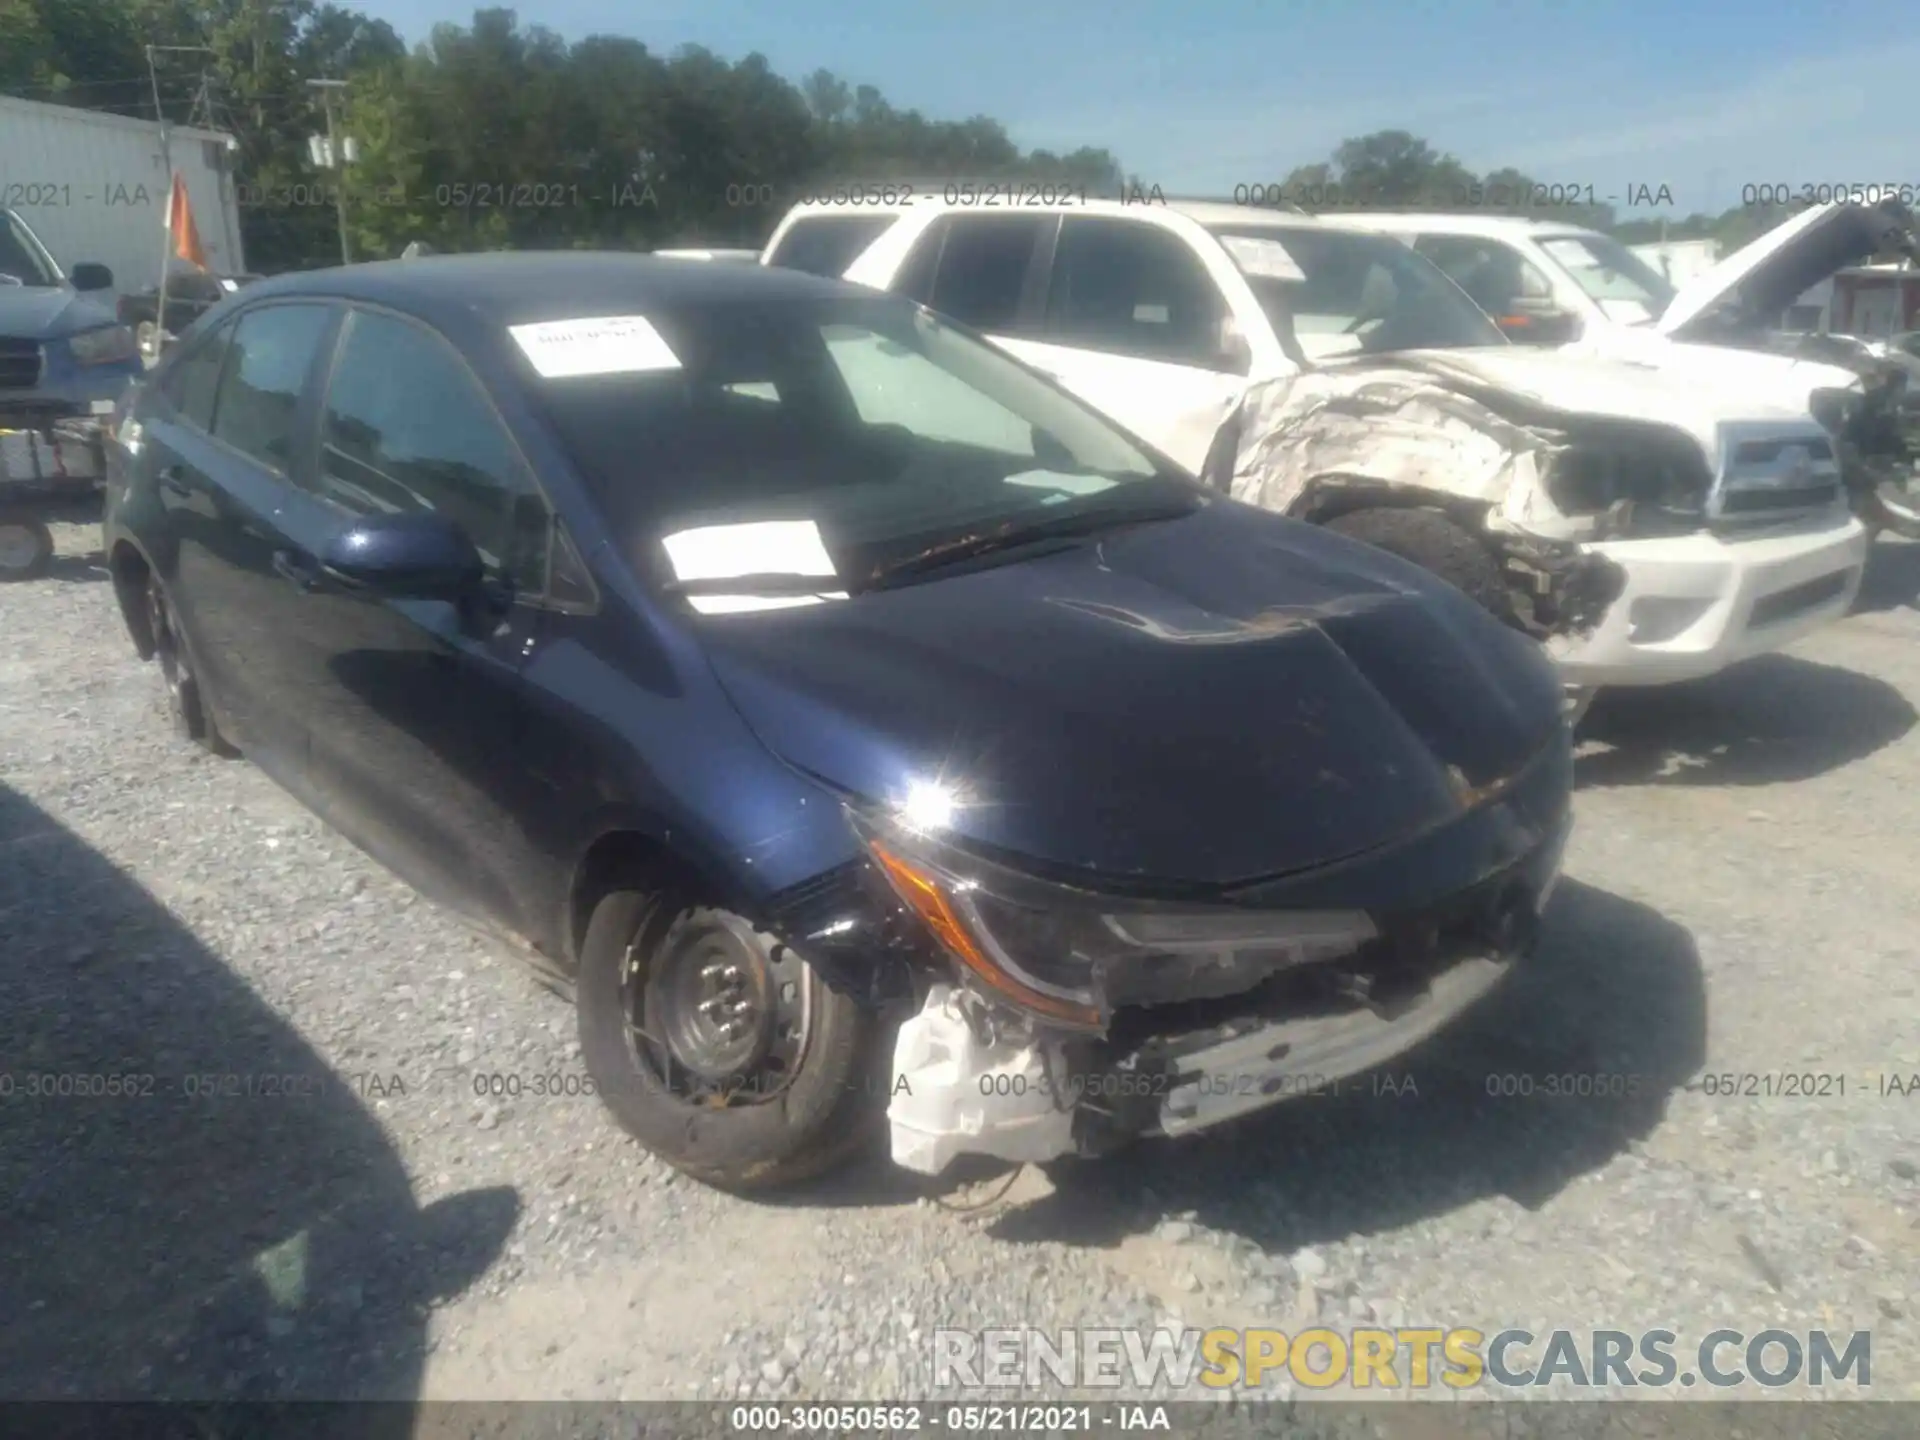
[509,314,681,378]
[1003,470,1120,497]
[687,592,850,615]
[1220,235,1306,282]
[661,519,838,583]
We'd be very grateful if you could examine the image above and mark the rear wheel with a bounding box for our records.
[0,515,53,581]
[1324,506,1516,623]
[576,887,887,1191]
[145,575,239,756]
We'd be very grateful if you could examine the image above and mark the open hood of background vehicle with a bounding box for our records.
[1659,200,1920,340]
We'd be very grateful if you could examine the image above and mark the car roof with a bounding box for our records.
[1336,212,1608,240]
[781,195,1342,229]
[234,251,864,330]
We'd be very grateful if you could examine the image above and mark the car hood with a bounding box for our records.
[0,286,116,341]
[1659,200,1920,340]
[694,500,1564,889]
[1381,346,1819,454]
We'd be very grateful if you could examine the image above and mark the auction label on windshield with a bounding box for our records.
[509,313,682,378]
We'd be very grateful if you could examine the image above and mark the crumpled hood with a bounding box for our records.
[1379,346,1821,455]
[0,286,116,343]
[695,500,1563,888]
[1659,200,1920,340]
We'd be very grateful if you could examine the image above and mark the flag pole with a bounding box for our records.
[147,45,174,360]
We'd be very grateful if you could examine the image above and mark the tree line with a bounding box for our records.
[3,2,1813,272]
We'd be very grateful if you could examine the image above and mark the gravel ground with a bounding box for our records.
[3,520,1918,1437]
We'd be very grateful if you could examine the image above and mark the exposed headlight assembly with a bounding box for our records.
[851,805,1377,1031]
[67,324,138,367]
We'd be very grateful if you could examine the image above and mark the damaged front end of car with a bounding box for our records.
[1209,363,1664,644]
[765,745,1571,1177]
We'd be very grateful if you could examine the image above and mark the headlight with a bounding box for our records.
[68,325,138,367]
[853,803,1377,1031]
[1808,385,1862,436]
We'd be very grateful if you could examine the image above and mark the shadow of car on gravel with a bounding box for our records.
[977,878,1706,1258]
[1573,653,1916,789]
[0,782,518,1423]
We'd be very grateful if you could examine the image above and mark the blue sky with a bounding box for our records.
[370,0,1920,217]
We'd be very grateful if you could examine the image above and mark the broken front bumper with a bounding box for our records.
[886,817,1567,1176]
[1547,516,1868,688]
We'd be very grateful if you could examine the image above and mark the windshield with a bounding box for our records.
[1204,223,1506,360]
[527,294,1195,601]
[0,212,62,288]
[1535,233,1677,322]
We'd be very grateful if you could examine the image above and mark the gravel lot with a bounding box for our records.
[3,520,1918,1435]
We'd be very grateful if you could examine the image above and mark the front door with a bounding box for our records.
[265,305,558,938]
[1006,216,1247,473]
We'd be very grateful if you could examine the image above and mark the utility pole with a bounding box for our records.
[144,45,212,359]
[306,78,352,265]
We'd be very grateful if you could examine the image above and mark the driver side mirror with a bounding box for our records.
[1214,317,1254,374]
[70,263,115,292]
[319,512,484,601]
[1493,298,1580,346]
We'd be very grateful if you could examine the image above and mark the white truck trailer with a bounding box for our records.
[0,94,245,297]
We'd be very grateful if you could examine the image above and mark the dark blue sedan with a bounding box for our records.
[102,253,1572,1189]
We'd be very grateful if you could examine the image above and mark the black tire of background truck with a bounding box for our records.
[0,515,54,581]
[575,887,889,1192]
[1325,506,1517,625]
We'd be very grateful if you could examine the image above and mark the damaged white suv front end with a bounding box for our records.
[1219,346,1869,689]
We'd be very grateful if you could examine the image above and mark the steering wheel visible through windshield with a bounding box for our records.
[528,294,1201,601]
[1206,223,1507,361]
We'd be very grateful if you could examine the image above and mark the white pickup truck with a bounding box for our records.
[1344,203,1920,537]
[766,196,1867,702]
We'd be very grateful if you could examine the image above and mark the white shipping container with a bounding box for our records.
[0,94,246,296]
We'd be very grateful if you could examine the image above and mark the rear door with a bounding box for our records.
[264,304,559,937]
[158,301,339,770]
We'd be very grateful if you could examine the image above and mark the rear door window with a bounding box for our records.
[764,215,896,277]
[208,304,336,473]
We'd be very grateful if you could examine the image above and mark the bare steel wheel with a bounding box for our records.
[145,575,237,756]
[631,908,813,1107]
[0,516,53,580]
[576,888,886,1190]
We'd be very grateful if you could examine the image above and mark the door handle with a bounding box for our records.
[271,549,320,591]
[157,465,190,498]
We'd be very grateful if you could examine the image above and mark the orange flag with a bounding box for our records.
[166,172,208,269]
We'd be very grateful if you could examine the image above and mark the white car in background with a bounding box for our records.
[1345,203,1920,535]
[796,195,1867,704]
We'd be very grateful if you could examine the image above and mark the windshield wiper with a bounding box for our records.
[865,491,1199,590]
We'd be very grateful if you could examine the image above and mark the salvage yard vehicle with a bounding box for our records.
[103,253,1572,1188]
[1345,202,1920,538]
[837,199,1869,704]
[117,267,261,363]
[0,207,139,577]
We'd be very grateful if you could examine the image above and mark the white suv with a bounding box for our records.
[822,196,1867,694]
